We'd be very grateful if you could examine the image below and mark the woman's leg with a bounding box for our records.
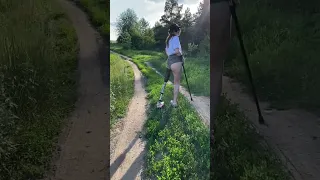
[170,62,183,104]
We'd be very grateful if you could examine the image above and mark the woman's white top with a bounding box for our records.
[165,36,182,56]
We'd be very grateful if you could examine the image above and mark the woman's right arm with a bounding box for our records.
[174,48,181,56]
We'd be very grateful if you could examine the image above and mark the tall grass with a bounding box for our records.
[225,0,320,110]
[0,0,78,179]
[110,54,134,126]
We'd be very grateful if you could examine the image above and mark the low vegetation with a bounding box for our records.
[0,0,78,179]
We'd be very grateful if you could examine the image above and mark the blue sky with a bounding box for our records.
[110,0,202,40]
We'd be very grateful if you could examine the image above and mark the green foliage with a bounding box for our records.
[115,0,209,54]
[0,0,78,179]
[186,42,198,57]
[110,54,134,126]
[121,31,132,49]
[198,34,210,58]
[116,8,156,49]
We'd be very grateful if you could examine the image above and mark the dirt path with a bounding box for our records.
[110,51,210,127]
[222,76,320,180]
[46,0,109,180]
[109,54,148,180]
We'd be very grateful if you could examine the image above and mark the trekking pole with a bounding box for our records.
[229,0,265,124]
[182,62,193,101]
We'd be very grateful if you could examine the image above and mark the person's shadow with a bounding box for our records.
[110,135,143,179]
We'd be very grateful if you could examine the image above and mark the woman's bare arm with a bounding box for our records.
[174,48,181,56]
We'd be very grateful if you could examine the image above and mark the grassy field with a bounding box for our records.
[111,44,210,96]
[110,54,134,126]
[225,0,320,111]
[77,0,109,38]
[0,0,78,179]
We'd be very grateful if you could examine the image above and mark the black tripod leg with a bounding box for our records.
[229,2,265,124]
[182,63,193,101]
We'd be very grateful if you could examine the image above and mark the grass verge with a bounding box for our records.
[110,54,134,126]
[111,43,210,96]
[0,0,78,179]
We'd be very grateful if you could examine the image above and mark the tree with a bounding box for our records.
[180,7,194,48]
[160,0,183,26]
[115,8,138,36]
[181,7,193,28]
[153,21,168,48]
[153,0,184,48]
[119,31,132,49]
[138,18,150,34]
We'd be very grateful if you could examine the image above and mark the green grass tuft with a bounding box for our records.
[110,54,134,126]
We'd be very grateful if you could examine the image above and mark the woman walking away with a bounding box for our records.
[165,23,183,107]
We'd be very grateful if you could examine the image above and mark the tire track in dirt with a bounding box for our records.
[109,52,147,180]
[45,1,109,180]
[222,76,320,180]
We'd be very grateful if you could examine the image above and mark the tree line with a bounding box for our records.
[115,0,209,57]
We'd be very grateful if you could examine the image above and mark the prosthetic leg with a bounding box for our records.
[156,68,171,108]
